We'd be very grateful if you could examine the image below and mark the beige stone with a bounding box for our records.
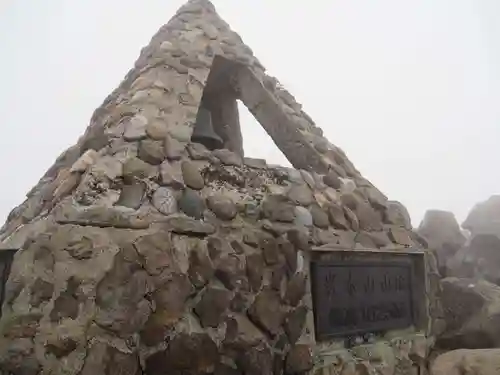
[431,349,500,375]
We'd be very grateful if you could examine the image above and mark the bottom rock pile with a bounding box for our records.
[420,198,500,375]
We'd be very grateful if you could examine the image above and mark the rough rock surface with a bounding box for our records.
[437,277,500,349]
[431,349,500,375]
[418,210,466,275]
[447,234,500,285]
[0,0,427,374]
[462,195,500,237]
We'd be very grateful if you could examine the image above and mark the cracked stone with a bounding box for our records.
[310,204,329,228]
[115,181,145,209]
[178,188,205,219]
[286,345,313,374]
[388,227,414,246]
[344,206,360,231]
[327,203,349,229]
[207,194,237,221]
[323,170,341,189]
[146,119,169,140]
[152,187,178,215]
[259,235,280,265]
[213,149,242,166]
[123,157,155,182]
[294,206,313,227]
[207,236,235,262]
[181,160,205,190]
[278,238,298,275]
[270,264,286,291]
[2,314,42,338]
[284,273,307,307]
[366,231,392,247]
[159,160,184,188]
[188,142,212,160]
[145,333,219,375]
[64,235,95,260]
[246,253,264,292]
[95,267,152,334]
[285,306,308,344]
[138,139,165,165]
[287,185,314,206]
[188,241,214,289]
[80,343,140,375]
[165,134,185,160]
[215,255,246,290]
[356,201,383,231]
[194,287,232,328]
[50,292,79,322]
[81,127,110,153]
[248,289,283,336]
[261,195,295,223]
[133,231,175,282]
[165,215,215,235]
[46,337,77,358]
[287,228,310,251]
[168,124,192,142]
[244,157,267,169]
[29,278,54,307]
[141,274,192,346]
[123,114,148,141]
[238,344,273,375]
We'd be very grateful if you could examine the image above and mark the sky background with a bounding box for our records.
[0,0,499,228]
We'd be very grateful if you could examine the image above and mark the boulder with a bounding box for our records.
[431,349,500,375]
[463,195,500,237]
[418,210,466,275]
[447,234,500,285]
[385,200,412,229]
[437,277,500,349]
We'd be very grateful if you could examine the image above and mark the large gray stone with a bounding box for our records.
[152,187,178,215]
[447,234,500,285]
[194,287,232,328]
[431,349,500,375]
[138,139,166,165]
[115,182,145,209]
[207,194,237,220]
[145,333,219,374]
[165,215,215,235]
[178,188,205,219]
[181,160,205,190]
[418,210,467,274]
[248,289,283,336]
[438,277,500,349]
[463,195,500,237]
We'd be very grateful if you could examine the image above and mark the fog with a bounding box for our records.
[1,0,499,227]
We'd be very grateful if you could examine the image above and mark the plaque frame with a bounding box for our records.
[309,249,426,341]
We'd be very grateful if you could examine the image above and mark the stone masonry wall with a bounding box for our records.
[0,1,434,374]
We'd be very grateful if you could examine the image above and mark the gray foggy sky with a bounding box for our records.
[0,0,499,227]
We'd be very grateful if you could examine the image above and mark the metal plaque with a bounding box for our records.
[310,259,415,340]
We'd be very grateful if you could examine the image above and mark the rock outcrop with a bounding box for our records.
[462,195,500,237]
[0,1,430,374]
[431,349,500,375]
[447,234,500,285]
[418,210,466,275]
[437,277,500,350]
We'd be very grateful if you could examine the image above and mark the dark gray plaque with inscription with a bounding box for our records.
[310,259,415,340]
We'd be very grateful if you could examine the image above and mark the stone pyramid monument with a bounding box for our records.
[0,1,435,374]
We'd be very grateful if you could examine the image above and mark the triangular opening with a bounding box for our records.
[190,55,295,169]
[238,100,291,167]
